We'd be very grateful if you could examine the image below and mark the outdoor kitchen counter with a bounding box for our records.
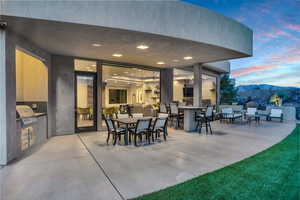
[16,113,48,158]
[179,106,206,132]
[34,112,47,117]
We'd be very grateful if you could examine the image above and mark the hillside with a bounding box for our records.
[236,84,300,106]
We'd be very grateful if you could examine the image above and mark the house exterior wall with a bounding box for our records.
[2,0,253,58]
[0,30,7,165]
[52,55,75,135]
[0,31,52,165]
[0,1,241,165]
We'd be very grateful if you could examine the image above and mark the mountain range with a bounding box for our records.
[236,84,300,106]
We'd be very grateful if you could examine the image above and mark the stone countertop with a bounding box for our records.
[34,113,47,117]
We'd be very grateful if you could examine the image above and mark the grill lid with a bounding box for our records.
[16,105,35,118]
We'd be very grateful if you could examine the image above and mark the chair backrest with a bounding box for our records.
[158,113,169,118]
[119,105,128,114]
[160,104,167,113]
[117,113,129,119]
[135,119,152,133]
[104,118,116,132]
[132,113,144,118]
[170,103,178,114]
[270,109,282,117]
[206,106,213,117]
[153,117,168,131]
[222,108,233,114]
[178,102,187,106]
[247,108,257,115]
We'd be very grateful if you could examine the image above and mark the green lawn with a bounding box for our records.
[133,124,300,200]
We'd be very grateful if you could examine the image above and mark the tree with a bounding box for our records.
[220,75,237,104]
[270,90,289,106]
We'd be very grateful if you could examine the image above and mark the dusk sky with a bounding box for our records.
[182,0,300,88]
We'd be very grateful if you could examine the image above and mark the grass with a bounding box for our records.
[133,124,300,200]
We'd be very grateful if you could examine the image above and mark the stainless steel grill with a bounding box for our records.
[16,105,37,127]
[16,105,37,151]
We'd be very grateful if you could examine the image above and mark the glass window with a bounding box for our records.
[202,74,217,105]
[74,59,97,72]
[173,68,194,105]
[173,69,217,106]
[109,89,127,104]
[102,65,160,122]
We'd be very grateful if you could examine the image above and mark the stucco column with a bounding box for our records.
[193,63,203,107]
[0,30,7,165]
[160,68,173,104]
[52,55,74,135]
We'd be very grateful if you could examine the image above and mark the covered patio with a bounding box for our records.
[0,121,295,200]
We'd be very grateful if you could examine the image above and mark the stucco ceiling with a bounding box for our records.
[4,16,246,68]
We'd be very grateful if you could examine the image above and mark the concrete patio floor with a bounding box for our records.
[0,120,296,200]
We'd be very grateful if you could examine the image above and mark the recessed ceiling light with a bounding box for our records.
[184,56,193,60]
[137,44,149,50]
[92,43,101,47]
[157,61,165,65]
[173,59,179,62]
[113,53,123,57]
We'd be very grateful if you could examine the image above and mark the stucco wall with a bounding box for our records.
[0,30,7,165]
[2,0,253,56]
[52,55,75,135]
[3,31,51,164]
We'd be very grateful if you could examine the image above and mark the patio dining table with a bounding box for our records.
[112,117,154,145]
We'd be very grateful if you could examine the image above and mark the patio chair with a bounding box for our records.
[116,113,130,128]
[195,106,213,134]
[132,113,144,118]
[267,109,283,122]
[104,118,126,145]
[221,108,242,123]
[129,118,152,146]
[157,113,169,135]
[158,113,169,118]
[245,108,257,116]
[117,113,129,119]
[150,117,168,141]
[160,103,168,113]
[169,103,184,129]
[178,102,187,106]
[245,108,258,123]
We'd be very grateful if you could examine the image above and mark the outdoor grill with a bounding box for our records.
[16,105,37,150]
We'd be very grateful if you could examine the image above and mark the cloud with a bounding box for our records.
[286,23,300,33]
[255,29,290,42]
[231,64,282,77]
[271,47,300,64]
[232,47,300,78]
[234,16,246,23]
